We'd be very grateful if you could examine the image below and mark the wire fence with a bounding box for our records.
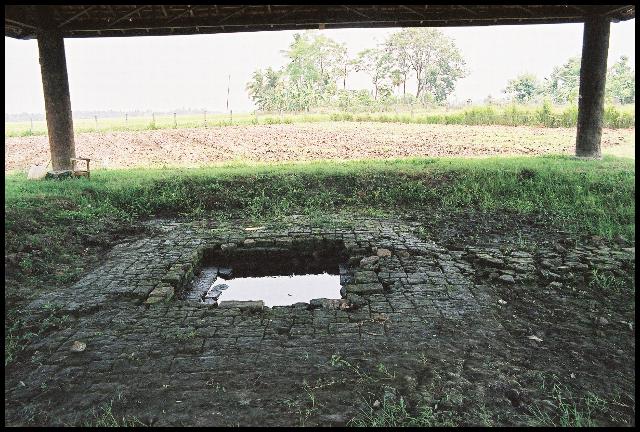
[5,110,245,137]
[5,103,636,137]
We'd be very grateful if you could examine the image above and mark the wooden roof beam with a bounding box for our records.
[166,6,197,25]
[216,6,248,25]
[512,5,534,16]
[568,5,587,15]
[108,6,148,28]
[58,6,98,28]
[341,6,371,20]
[457,5,478,16]
[604,5,635,17]
[6,17,37,30]
[398,5,427,20]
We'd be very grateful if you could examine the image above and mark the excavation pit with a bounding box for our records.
[182,241,351,307]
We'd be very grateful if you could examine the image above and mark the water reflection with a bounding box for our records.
[216,273,341,307]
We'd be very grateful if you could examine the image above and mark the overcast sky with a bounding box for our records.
[4,19,635,114]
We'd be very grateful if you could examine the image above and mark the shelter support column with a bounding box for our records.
[575,15,611,158]
[37,22,75,170]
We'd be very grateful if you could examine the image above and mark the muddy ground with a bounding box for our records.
[4,212,635,426]
[5,123,634,172]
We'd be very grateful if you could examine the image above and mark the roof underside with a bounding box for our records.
[5,5,636,40]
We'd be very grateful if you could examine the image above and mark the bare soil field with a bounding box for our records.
[5,122,634,172]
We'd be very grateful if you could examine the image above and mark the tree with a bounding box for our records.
[606,55,635,104]
[245,67,285,111]
[246,70,266,109]
[246,28,469,111]
[354,47,393,100]
[543,56,581,104]
[384,28,467,104]
[282,31,346,110]
[503,73,542,103]
[384,32,412,96]
[542,55,634,105]
[335,44,351,90]
[421,35,467,104]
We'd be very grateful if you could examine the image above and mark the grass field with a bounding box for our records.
[5,103,635,137]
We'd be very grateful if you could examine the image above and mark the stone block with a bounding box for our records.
[218,300,264,311]
[346,283,384,295]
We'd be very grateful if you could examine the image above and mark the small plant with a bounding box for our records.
[84,400,146,427]
[526,382,611,427]
[349,394,455,427]
[170,328,197,341]
[588,269,630,294]
[5,304,70,367]
[329,354,345,367]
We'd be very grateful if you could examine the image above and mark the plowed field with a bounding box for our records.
[5,122,634,172]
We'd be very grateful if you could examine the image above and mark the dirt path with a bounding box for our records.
[5,123,634,172]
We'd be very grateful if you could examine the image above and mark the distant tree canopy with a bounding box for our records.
[503,55,635,105]
[544,56,582,104]
[383,28,467,104]
[353,47,393,101]
[503,74,542,104]
[246,29,467,112]
[246,33,344,112]
[606,55,635,104]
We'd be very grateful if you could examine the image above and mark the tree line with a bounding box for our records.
[503,55,635,105]
[246,29,467,112]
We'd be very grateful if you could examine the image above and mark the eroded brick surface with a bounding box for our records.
[5,218,635,426]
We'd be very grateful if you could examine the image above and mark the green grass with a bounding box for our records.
[588,269,633,295]
[4,112,326,137]
[349,395,455,427]
[330,103,635,129]
[5,103,634,137]
[5,303,70,366]
[4,155,635,366]
[82,399,146,427]
[524,379,634,427]
[5,155,635,239]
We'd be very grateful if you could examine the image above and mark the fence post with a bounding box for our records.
[94,115,98,129]
[125,113,128,128]
[230,110,233,124]
[204,110,207,127]
[30,116,33,134]
[174,112,177,128]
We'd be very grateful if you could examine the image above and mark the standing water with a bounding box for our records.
[183,242,350,307]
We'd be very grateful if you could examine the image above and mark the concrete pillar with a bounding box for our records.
[37,14,75,170]
[575,15,611,158]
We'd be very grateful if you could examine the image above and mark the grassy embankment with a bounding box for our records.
[5,103,635,137]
